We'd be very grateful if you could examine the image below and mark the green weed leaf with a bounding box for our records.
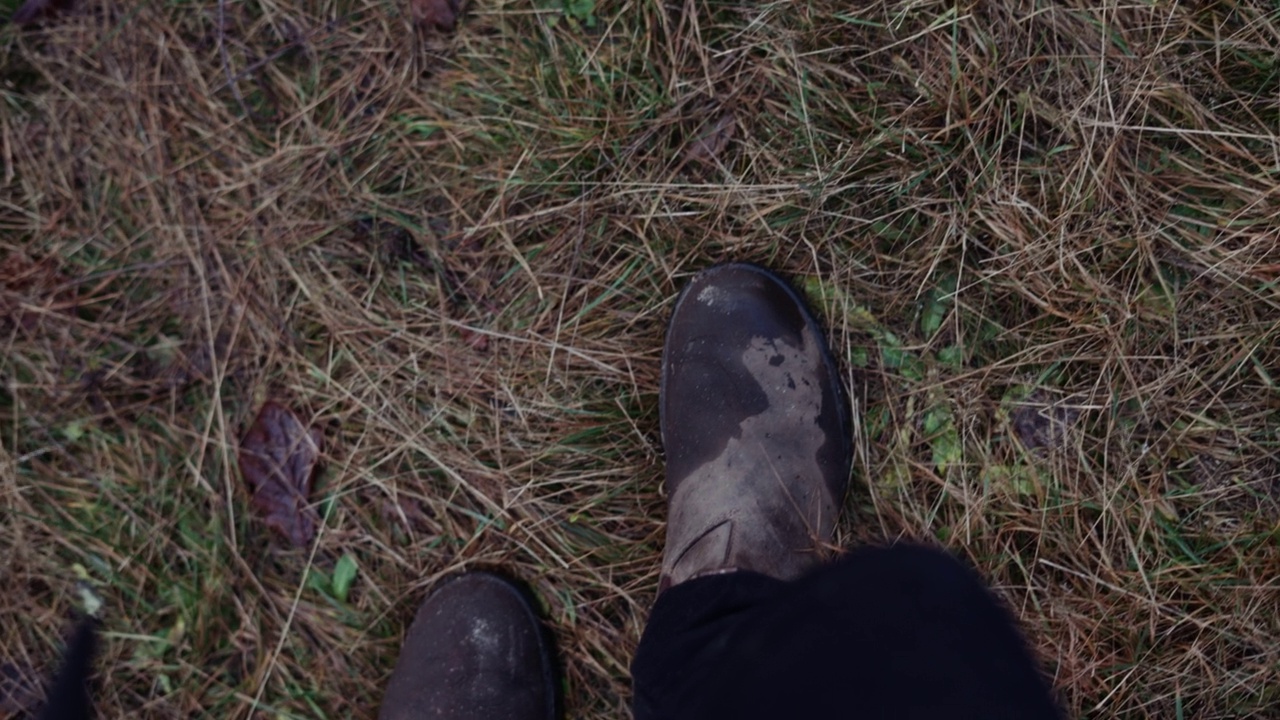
[919,274,958,339]
[924,404,961,473]
[937,345,963,368]
[61,420,86,442]
[563,0,595,24]
[982,465,1037,497]
[881,332,925,381]
[306,567,331,594]
[332,553,358,603]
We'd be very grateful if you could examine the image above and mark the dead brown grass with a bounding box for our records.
[3,0,1279,717]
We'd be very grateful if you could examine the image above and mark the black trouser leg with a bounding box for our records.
[632,544,1061,720]
[38,619,96,720]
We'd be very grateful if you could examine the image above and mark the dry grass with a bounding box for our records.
[3,0,1279,717]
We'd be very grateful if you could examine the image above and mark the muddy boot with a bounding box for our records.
[659,263,852,592]
[379,572,557,720]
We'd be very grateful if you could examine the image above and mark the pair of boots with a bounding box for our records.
[381,263,854,719]
[33,264,1057,720]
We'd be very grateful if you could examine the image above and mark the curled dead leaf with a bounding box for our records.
[1011,392,1080,451]
[684,112,736,166]
[238,402,323,547]
[411,0,459,31]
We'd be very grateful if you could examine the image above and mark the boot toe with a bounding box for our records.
[379,572,557,720]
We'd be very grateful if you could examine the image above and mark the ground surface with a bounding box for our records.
[3,0,1279,717]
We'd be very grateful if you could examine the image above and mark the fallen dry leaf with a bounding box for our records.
[238,402,323,547]
[1011,392,1080,451]
[683,112,737,166]
[411,0,459,31]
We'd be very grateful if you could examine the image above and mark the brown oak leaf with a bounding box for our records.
[238,402,323,547]
[411,0,459,31]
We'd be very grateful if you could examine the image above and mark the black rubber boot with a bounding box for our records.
[379,572,557,720]
[659,263,852,591]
